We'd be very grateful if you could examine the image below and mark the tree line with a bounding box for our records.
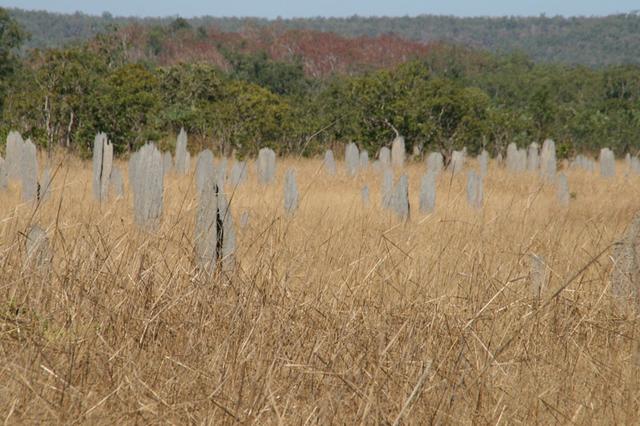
[8,7,640,67]
[1,9,639,159]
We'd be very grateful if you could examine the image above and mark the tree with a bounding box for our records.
[93,64,162,152]
[2,47,106,153]
[0,8,27,117]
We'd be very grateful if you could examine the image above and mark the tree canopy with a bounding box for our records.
[1,9,640,159]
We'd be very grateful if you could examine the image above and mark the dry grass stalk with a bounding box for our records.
[0,156,639,423]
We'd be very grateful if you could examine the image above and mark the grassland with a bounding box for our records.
[1,155,639,424]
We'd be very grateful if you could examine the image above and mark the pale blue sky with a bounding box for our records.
[1,0,638,18]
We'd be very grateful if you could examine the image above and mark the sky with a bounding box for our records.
[1,0,638,18]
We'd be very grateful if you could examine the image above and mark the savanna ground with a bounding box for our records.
[1,154,639,424]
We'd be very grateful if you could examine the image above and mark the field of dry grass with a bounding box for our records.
[1,154,639,424]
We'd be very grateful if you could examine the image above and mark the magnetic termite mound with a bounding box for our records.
[130,143,164,228]
[426,152,443,176]
[8,133,39,202]
[92,132,113,202]
[0,156,7,190]
[21,138,39,202]
[466,170,483,210]
[540,139,557,181]
[194,177,236,274]
[110,167,124,198]
[611,213,640,308]
[478,150,489,178]
[195,150,215,198]
[323,150,337,176]
[359,150,369,170]
[449,150,465,175]
[257,148,276,185]
[599,148,615,178]
[381,168,394,210]
[345,143,359,177]
[284,168,299,215]
[391,174,410,221]
[174,128,189,175]
[25,225,52,271]
[391,136,405,168]
[229,161,248,187]
[378,147,391,169]
[419,171,436,214]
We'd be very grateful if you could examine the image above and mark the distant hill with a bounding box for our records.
[7,8,640,66]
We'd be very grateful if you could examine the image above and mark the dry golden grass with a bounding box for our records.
[1,155,640,424]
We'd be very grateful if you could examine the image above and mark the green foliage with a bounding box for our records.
[316,62,491,156]
[225,50,310,97]
[9,8,640,67]
[93,64,162,152]
[0,7,27,116]
[2,11,640,159]
[2,47,106,152]
[158,63,292,155]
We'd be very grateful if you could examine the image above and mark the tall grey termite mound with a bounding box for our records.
[556,173,570,206]
[466,170,483,209]
[573,154,596,172]
[449,150,465,175]
[229,161,248,187]
[5,133,39,201]
[506,143,518,172]
[540,139,557,181]
[478,150,489,178]
[25,225,52,271]
[128,151,138,187]
[611,213,640,308]
[257,148,276,184]
[527,143,540,171]
[379,147,391,169]
[0,156,7,190]
[20,138,38,202]
[195,150,215,198]
[630,156,640,175]
[92,132,113,202]
[345,143,359,176]
[359,150,369,170]
[174,128,189,175]
[391,174,410,220]
[381,169,394,210]
[506,143,526,173]
[426,152,443,176]
[419,171,436,214]
[391,136,405,168]
[216,158,227,187]
[599,148,615,178]
[217,188,236,271]
[517,148,527,171]
[110,167,124,198]
[131,143,164,228]
[194,176,236,273]
[324,150,337,176]
[5,130,23,180]
[163,151,172,175]
[361,185,370,208]
[284,168,299,215]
